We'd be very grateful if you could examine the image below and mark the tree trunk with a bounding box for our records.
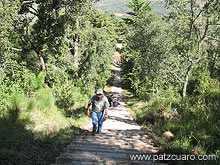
[0,45,6,73]
[182,75,189,98]
[74,18,79,67]
[182,59,200,99]
[0,54,6,72]
[38,52,46,70]
[74,35,79,67]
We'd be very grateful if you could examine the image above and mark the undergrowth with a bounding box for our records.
[0,70,90,165]
[123,76,220,164]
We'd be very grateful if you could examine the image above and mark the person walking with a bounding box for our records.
[108,93,114,107]
[87,88,109,135]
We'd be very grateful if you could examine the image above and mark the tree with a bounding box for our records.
[9,0,92,73]
[122,11,170,98]
[122,0,168,98]
[0,0,21,73]
[164,0,220,98]
[123,0,151,24]
[75,5,117,90]
[1,0,118,93]
[127,0,151,15]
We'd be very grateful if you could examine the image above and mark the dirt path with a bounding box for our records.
[52,55,166,165]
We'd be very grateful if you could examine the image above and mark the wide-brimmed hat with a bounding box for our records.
[96,88,103,95]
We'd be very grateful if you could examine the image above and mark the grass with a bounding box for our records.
[122,86,220,164]
[0,116,86,165]
[0,88,90,165]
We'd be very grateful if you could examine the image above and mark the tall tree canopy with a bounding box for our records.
[165,0,220,98]
[122,0,220,99]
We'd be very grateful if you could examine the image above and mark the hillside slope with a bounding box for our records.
[95,0,168,17]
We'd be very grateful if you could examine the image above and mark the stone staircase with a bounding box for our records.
[52,128,164,165]
[51,59,167,165]
[52,106,166,165]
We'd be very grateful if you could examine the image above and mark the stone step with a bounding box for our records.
[69,141,121,147]
[65,149,133,159]
[67,141,157,153]
[68,142,136,150]
[69,161,136,165]
[72,133,149,139]
[72,137,138,142]
[55,153,157,165]
[59,152,132,161]
[70,139,153,145]
[71,136,144,144]
[70,140,136,146]
[76,132,147,137]
[52,161,166,165]
[56,154,125,164]
[66,144,150,155]
[72,138,137,142]
[66,160,153,165]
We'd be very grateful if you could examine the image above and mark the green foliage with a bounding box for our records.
[0,70,90,164]
[123,0,152,24]
[170,136,194,154]
[77,9,116,90]
[130,87,181,125]
[1,0,219,163]
[0,83,11,118]
[54,80,89,114]
[0,0,21,49]
[163,0,220,98]
[35,88,54,112]
[103,0,220,162]
[0,107,86,165]
[122,11,172,98]
[35,71,46,89]
[0,0,117,164]
[123,4,220,151]
[123,0,220,100]
[78,26,114,90]
[128,73,220,156]
[165,85,220,155]
[10,92,26,114]
[127,0,151,16]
